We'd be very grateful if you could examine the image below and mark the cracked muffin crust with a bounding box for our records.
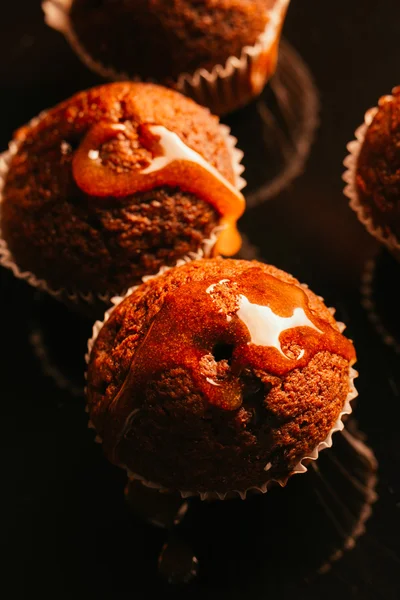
[86,258,356,495]
[1,82,240,294]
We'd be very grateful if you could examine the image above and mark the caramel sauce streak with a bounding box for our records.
[102,269,355,457]
[72,122,244,256]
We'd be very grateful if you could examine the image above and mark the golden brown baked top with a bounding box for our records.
[87,258,356,494]
[1,82,235,293]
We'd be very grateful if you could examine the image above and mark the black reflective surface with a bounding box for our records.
[2,2,400,599]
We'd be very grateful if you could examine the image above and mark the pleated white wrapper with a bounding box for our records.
[0,111,245,313]
[42,0,291,115]
[343,90,400,262]
[85,272,358,501]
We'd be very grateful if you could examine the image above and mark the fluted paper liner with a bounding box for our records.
[86,276,358,501]
[29,326,85,398]
[343,90,400,261]
[42,0,290,115]
[310,425,377,575]
[0,111,245,314]
[360,255,400,355]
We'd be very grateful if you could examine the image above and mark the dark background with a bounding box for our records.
[1,1,400,599]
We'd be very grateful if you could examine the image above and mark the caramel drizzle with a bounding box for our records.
[72,122,245,256]
[235,294,324,357]
[102,269,355,457]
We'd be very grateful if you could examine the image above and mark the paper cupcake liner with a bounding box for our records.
[28,324,85,398]
[86,278,358,501]
[42,0,290,115]
[149,422,376,584]
[361,253,400,355]
[308,424,377,576]
[0,109,245,316]
[245,39,320,208]
[343,90,400,261]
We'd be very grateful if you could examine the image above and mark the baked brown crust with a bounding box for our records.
[356,87,400,240]
[87,258,356,494]
[1,82,234,293]
[70,0,275,81]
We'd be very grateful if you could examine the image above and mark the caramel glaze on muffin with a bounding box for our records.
[1,82,237,294]
[87,258,356,495]
[70,0,276,81]
[356,87,400,240]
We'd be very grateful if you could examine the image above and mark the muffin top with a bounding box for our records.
[70,0,277,81]
[1,82,240,294]
[356,87,400,239]
[87,258,356,495]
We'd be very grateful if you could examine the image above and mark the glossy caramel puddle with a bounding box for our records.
[72,121,244,255]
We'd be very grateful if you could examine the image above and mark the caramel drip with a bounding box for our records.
[106,269,356,451]
[72,121,245,255]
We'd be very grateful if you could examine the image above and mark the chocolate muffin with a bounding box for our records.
[0,82,244,296]
[86,258,357,497]
[354,87,400,241]
[70,0,276,80]
[44,0,290,114]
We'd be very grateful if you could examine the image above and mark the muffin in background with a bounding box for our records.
[344,86,400,260]
[86,258,357,499]
[43,0,291,114]
[0,82,245,306]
